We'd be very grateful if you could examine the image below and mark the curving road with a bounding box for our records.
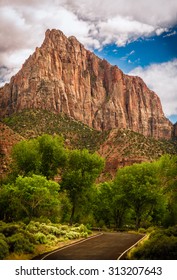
[36,232,144,260]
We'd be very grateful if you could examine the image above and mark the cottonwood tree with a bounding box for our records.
[157,155,177,226]
[11,134,67,179]
[60,149,104,224]
[114,162,160,229]
[0,175,60,221]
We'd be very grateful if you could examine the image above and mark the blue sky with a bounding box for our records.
[0,0,177,123]
[95,26,177,72]
[94,25,177,123]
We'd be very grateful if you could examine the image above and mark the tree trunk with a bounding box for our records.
[136,215,141,229]
[70,202,76,225]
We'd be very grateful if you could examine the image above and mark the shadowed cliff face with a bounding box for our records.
[0,29,173,139]
[173,123,177,138]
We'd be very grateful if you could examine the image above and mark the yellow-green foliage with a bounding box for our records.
[0,221,91,259]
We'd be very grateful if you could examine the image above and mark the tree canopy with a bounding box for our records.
[60,149,105,224]
[11,134,67,179]
[0,175,60,222]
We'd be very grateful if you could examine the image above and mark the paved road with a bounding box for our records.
[38,232,144,260]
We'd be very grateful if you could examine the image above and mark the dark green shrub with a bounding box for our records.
[26,221,40,233]
[164,225,177,237]
[19,229,36,244]
[7,233,34,253]
[132,232,177,260]
[0,239,9,259]
[0,223,20,237]
[0,233,6,240]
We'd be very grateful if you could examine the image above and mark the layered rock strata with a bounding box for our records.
[0,29,172,139]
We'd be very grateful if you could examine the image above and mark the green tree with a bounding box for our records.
[94,181,130,229]
[61,149,104,224]
[93,182,113,228]
[111,182,130,228]
[11,139,39,177]
[157,155,177,226]
[0,183,18,221]
[11,134,67,179]
[37,134,67,179]
[156,155,177,190]
[114,162,160,229]
[0,175,60,221]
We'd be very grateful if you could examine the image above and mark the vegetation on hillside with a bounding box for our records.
[100,128,177,160]
[2,109,107,152]
[1,111,177,259]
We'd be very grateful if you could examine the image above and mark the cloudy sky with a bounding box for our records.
[0,0,177,122]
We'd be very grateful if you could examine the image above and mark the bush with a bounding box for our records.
[138,228,146,233]
[78,224,88,233]
[7,233,34,253]
[0,238,9,259]
[0,223,20,237]
[0,233,6,240]
[38,224,61,236]
[20,230,36,244]
[164,225,177,237]
[132,226,177,260]
[0,221,91,258]
[34,232,47,244]
[80,232,88,238]
[46,234,57,244]
[26,221,40,233]
[66,231,80,239]
[60,225,69,231]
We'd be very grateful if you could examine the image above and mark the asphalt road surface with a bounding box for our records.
[38,232,144,260]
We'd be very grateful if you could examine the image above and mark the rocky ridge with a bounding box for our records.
[0,29,173,140]
[1,110,176,181]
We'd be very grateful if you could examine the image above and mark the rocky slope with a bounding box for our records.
[173,123,177,138]
[98,128,177,180]
[0,122,24,179]
[0,29,173,139]
[1,110,176,181]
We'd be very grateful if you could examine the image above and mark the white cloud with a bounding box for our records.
[0,2,99,84]
[129,59,177,118]
[0,0,177,86]
[65,0,177,25]
[120,50,135,61]
[97,16,155,46]
[163,30,177,37]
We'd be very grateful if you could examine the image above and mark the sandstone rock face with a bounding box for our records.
[173,123,177,137]
[0,29,173,139]
[0,122,24,178]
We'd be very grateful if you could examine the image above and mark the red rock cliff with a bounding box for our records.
[0,29,173,139]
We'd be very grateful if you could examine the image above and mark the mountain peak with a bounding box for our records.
[0,29,173,139]
[45,28,65,38]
